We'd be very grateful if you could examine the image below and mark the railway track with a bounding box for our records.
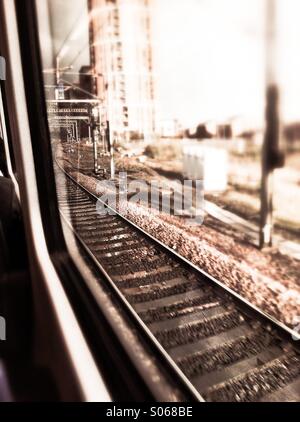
[55,166,300,402]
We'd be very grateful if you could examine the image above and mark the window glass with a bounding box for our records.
[36,0,300,355]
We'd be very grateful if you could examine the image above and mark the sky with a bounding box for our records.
[42,0,300,130]
[151,0,300,129]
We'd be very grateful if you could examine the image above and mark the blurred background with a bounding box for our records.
[37,0,300,326]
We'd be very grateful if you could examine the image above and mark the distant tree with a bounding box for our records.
[186,124,213,139]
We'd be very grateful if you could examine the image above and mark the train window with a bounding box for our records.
[36,0,299,332]
[33,0,300,402]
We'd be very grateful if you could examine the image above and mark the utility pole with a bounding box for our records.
[106,120,115,179]
[259,0,284,248]
[91,105,100,174]
[51,56,73,100]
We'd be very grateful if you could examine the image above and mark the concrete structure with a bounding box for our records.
[89,0,155,142]
[182,141,228,192]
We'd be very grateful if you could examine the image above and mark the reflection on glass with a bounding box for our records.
[36,0,300,335]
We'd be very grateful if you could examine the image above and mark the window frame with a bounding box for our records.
[5,0,197,401]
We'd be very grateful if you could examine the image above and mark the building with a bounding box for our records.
[89,0,155,142]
